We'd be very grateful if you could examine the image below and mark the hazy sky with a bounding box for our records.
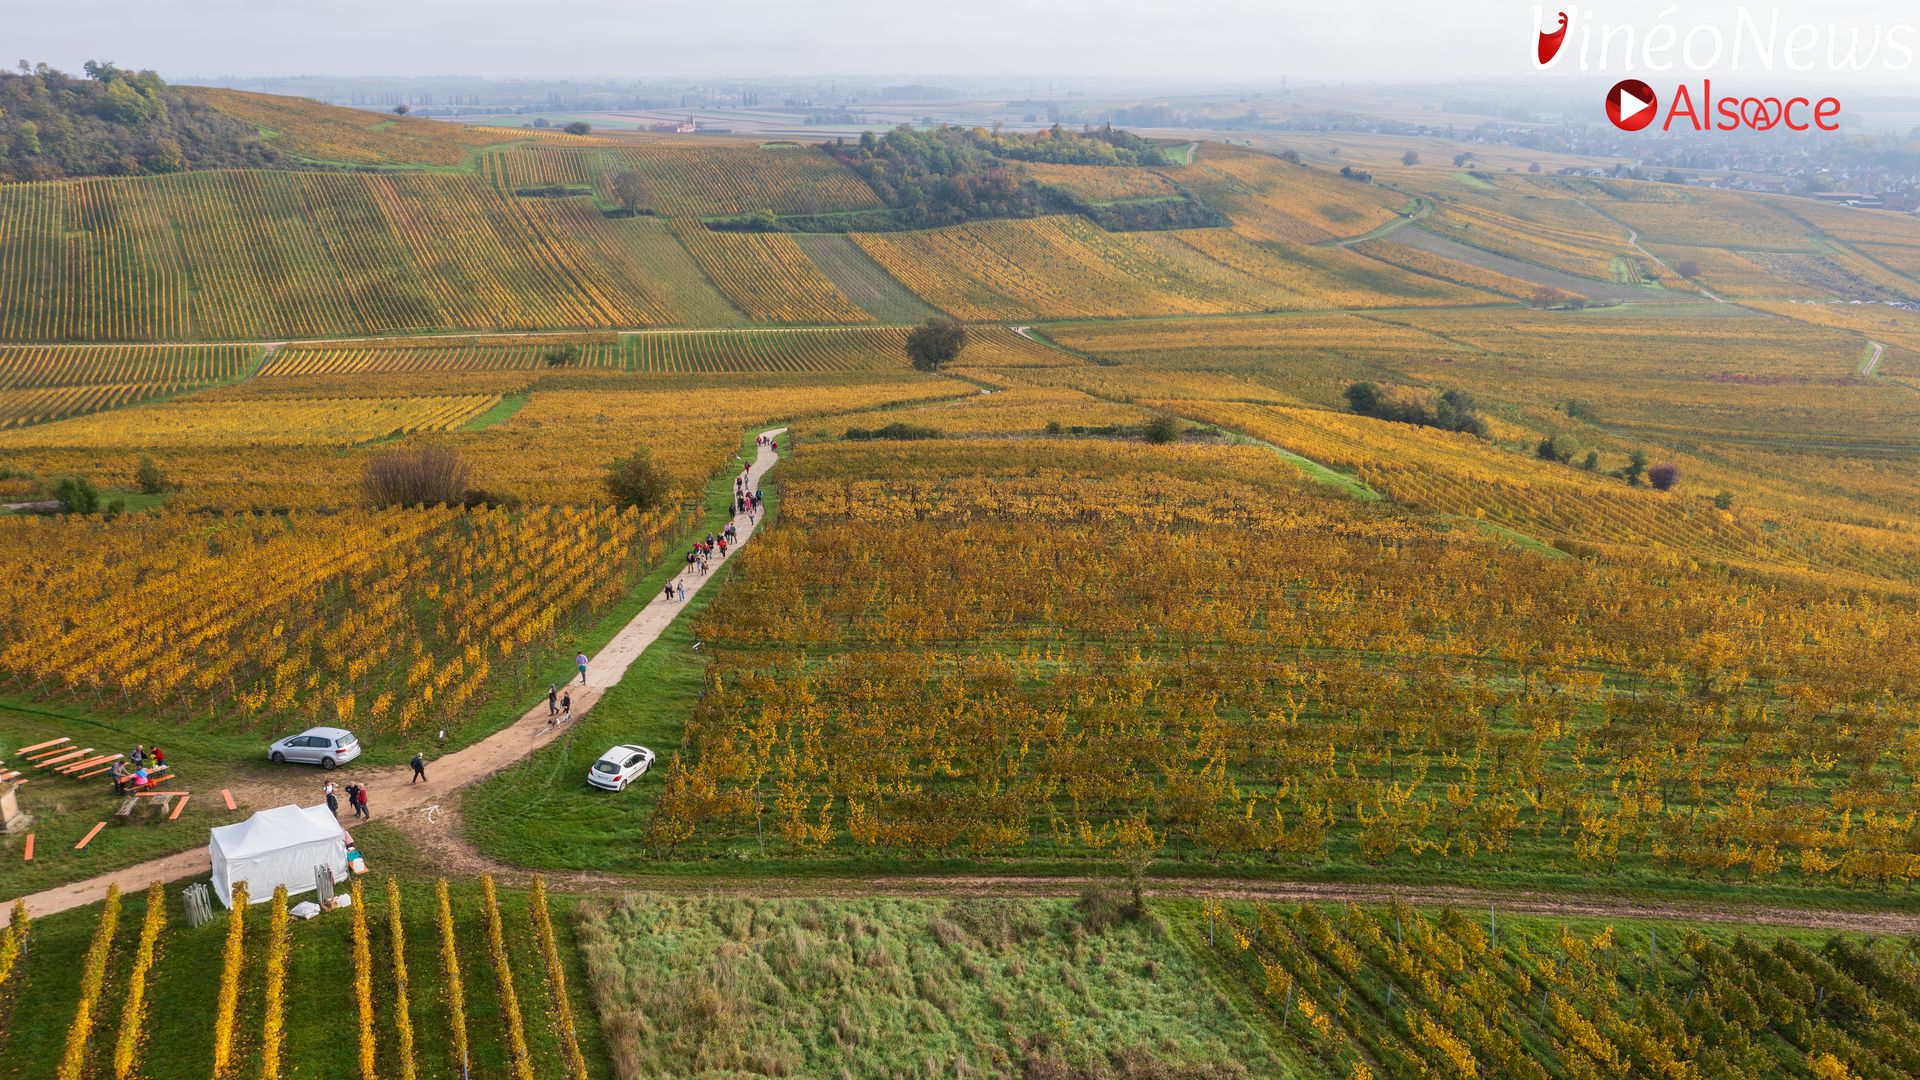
[10,0,1920,86]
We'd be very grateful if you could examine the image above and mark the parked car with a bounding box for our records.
[588,744,655,791]
[267,726,362,770]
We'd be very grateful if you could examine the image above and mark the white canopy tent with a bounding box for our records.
[208,803,347,908]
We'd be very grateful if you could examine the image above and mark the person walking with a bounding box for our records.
[548,685,559,716]
[324,780,339,817]
[352,784,369,819]
[664,582,676,603]
[576,651,589,684]
[676,580,686,601]
[410,752,427,784]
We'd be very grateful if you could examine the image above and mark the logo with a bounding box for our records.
[1537,10,1568,65]
[1533,7,1859,133]
[1605,79,1658,131]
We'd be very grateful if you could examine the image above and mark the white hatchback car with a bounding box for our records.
[588,744,655,791]
[268,726,362,770]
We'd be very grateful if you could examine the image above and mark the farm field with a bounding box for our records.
[9,73,1920,1080]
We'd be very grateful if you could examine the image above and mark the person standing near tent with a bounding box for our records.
[324,780,339,817]
[352,783,369,819]
[410,752,427,784]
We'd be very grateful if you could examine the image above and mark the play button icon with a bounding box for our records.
[1606,79,1658,131]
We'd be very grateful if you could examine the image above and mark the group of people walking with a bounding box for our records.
[547,684,573,728]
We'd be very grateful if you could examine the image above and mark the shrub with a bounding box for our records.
[362,446,471,507]
[1536,436,1573,464]
[846,422,940,441]
[112,883,166,1080]
[1648,463,1679,491]
[134,455,169,495]
[351,880,375,1079]
[603,448,671,510]
[543,344,581,367]
[1045,419,1064,435]
[1713,490,1734,510]
[210,882,247,1077]
[56,885,121,1080]
[563,121,591,135]
[1142,415,1185,444]
[1075,883,1143,933]
[1581,450,1600,471]
[1345,382,1486,437]
[53,476,99,513]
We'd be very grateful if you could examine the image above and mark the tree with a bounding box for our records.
[1712,490,1734,509]
[1648,463,1679,491]
[1581,450,1600,471]
[1536,436,1573,464]
[610,169,652,215]
[563,121,591,135]
[905,318,966,372]
[1674,258,1702,279]
[1531,286,1573,309]
[1453,152,1473,166]
[603,448,670,511]
[53,476,99,513]
[1621,450,1648,487]
[392,104,409,115]
[1401,150,1420,166]
[361,446,471,507]
[543,344,580,367]
[1344,381,1382,416]
[134,455,168,495]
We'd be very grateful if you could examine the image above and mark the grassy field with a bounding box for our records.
[0,874,611,1079]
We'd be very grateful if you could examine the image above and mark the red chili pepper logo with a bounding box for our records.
[1538,11,1569,65]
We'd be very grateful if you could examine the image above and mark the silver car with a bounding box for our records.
[268,726,362,770]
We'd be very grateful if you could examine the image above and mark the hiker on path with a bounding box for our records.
[561,691,571,719]
[577,651,589,684]
[676,581,686,601]
[548,685,559,716]
[325,780,339,817]
[352,783,369,819]
[410,752,427,784]
[665,582,676,603]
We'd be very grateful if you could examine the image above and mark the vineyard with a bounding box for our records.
[0,171,675,341]
[1202,899,1920,1080]
[666,222,871,324]
[478,143,885,217]
[0,343,257,427]
[0,393,505,447]
[188,86,506,166]
[0,876,606,1079]
[614,435,1920,892]
[0,502,688,733]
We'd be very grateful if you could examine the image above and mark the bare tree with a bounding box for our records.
[610,170,652,216]
[361,446,471,507]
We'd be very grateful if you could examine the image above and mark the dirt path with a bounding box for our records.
[300,810,1920,937]
[5,428,787,921]
[1862,339,1886,376]
[1331,197,1430,248]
